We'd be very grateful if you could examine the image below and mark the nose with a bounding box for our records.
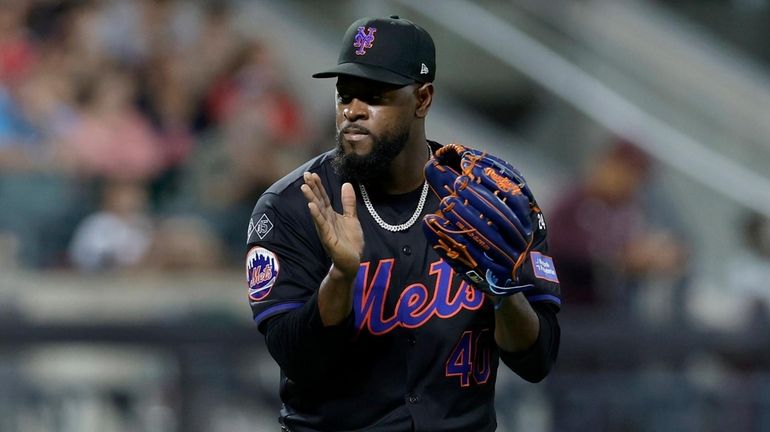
[342,98,368,121]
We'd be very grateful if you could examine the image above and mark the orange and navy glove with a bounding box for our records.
[423,144,541,297]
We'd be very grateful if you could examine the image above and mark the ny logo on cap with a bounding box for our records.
[353,26,377,55]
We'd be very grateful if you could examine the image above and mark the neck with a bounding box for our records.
[377,132,430,195]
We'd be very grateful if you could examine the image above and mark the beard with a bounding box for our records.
[332,125,410,186]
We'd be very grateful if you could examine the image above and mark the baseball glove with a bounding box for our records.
[422,144,538,296]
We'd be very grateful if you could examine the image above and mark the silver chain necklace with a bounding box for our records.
[358,144,432,232]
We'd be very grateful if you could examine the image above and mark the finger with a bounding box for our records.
[307,203,337,250]
[302,172,322,203]
[307,202,332,240]
[303,183,330,228]
[305,172,332,215]
[341,182,357,218]
[300,183,321,210]
[312,173,332,209]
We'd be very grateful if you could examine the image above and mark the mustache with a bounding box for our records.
[339,124,371,135]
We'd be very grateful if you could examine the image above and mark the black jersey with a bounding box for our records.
[246,142,561,432]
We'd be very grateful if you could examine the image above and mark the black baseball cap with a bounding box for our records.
[313,15,436,85]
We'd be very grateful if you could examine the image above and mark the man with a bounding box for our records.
[246,16,560,431]
[548,138,688,313]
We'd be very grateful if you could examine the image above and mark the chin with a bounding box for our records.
[346,136,373,150]
[343,139,373,156]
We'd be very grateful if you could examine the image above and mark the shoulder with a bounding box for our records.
[265,148,338,195]
[256,149,339,208]
[248,149,340,244]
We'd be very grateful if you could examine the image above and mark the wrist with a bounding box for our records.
[489,292,529,312]
[487,294,507,310]
[319,264,357,327]
[328,264,358,284]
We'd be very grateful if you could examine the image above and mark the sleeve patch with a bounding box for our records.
[530,251,559,283]
[247,213,274,242]
[246,246,280,301]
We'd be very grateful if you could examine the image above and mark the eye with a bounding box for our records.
[336,93,352,104]
[360,93,386,105]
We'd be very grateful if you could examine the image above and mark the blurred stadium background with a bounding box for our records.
[0,0,769,431]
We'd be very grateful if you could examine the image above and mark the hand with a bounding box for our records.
[301,172,364,279]
[626,230,688,276]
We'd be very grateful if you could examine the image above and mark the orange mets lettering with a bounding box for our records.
[353,259,485,335]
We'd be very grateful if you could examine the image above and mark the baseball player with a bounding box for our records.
[246,16,561,432]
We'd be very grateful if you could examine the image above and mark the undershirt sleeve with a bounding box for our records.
[262,290,356,384]
[498,302,560,383]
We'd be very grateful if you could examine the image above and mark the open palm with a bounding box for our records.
[301,172,364,278]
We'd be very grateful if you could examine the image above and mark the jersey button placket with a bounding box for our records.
[401,245,412,255]
[407,393,420,404]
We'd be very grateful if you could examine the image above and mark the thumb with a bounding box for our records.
[341,182,357,218]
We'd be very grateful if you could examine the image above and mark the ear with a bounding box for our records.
[414,83,433,118]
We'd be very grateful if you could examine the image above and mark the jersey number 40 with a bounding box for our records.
[445,328,492,387]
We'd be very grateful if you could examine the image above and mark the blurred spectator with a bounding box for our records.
[136,52,196,207]
[0,84,44,169]
[59,64,164,182]
[548,138,690,319]
[0,0,36,84]
[98,0,200,67]
[189,1,244,105]
[0,49,83,173]
[726,211,770,328]
[205,40,307,184]
[206,41,285,130]
[144,214,226,271]
[68,180,153,272]
[67,179,228,273]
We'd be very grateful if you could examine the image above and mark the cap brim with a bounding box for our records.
[312,62,414,85]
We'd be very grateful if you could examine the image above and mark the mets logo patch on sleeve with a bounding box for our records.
[530,252,559,283]
[246,246,280,301]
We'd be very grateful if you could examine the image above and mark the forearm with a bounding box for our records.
[317,264,357,326]
[264,290,353,383]
[498,302,560,383]
[493,293,540,352]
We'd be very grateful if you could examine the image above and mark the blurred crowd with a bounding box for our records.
[0,0,319,271]
[1,0,767,336]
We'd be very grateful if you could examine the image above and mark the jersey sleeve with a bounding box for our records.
[246,188,330,332]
